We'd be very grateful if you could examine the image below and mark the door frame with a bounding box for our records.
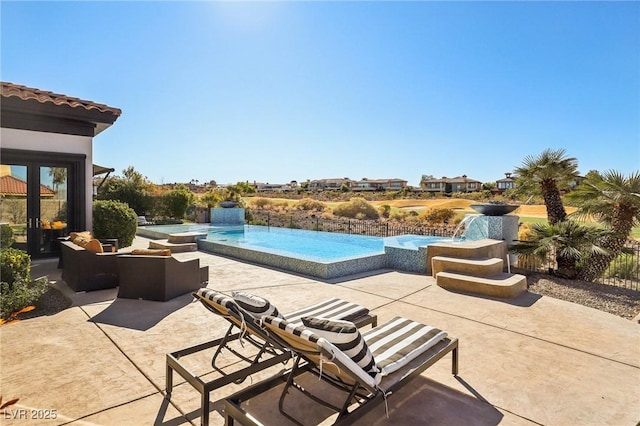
[1,148,86,257]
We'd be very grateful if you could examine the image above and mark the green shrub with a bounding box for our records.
[98,177,154,215]
[0,247,30,287]
[295,198,326,211]
[1,224,15,248]
[1,276,48,319]
[332,198,379,220]
[161,184,195,219]
[92,200,137,248]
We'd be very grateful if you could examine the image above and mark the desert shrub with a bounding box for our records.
[1,224,14,248]
[390,210,409,221]
[518,223,536,241]
[295,198,326,212]
[378,205,391,218]
[419,208,455,225]
[274,201,291,211]
[92,200,137,248]
[251,197,274,209]
[605,253,639,280]
[332,198,379,220]
[0,247,30,287]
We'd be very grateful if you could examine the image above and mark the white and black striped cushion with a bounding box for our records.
[302,316,380,381]
[284,298,369,326]
[195,288,237,313]
[231,291,282,320]
[262,315,320,343]
[363,317,448,376]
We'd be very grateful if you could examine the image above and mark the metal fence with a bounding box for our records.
[250,211,455,238]
[249,210,640,291]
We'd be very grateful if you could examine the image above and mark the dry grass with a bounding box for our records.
[248,197,578,220]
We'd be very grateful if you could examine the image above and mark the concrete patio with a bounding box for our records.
[1,236,638,425]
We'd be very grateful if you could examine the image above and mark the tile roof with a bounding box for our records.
[0,175,55,196]
[1,82,122,116]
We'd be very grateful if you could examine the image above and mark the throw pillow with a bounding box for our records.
[70,231,92,242]
[231,291,282,319]
[84,239,104,254]
[131,248,172,256]
[302,316,380,380]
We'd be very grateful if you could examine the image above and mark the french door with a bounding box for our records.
[1,150,85,258]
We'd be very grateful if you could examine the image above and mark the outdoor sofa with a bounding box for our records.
[116,253,209,302]
[60,239,120,292]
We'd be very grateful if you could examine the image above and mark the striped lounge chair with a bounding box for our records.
[223,315,459,425]
[166,288,377,426]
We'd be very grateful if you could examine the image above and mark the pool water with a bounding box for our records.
[207,226,385,262]
[140,224,451,263]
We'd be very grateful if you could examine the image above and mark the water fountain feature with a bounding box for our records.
[456,211,520,265]
[211,208,245,226]
[451,214,481,241]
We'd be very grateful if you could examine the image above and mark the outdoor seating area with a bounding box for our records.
[60,234,209,301]
[2,235,638,425]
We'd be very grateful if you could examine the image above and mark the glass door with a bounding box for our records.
[0,164,29,252]
[37,166,70,255]
[0,159,77,258]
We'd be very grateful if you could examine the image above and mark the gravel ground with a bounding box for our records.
[525,273,640,321]
[7,274,640,323]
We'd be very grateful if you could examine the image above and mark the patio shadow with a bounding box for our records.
[439,287,543,308]
[88,294,194,331]
[194,372,503,425]
[363,376,504,425]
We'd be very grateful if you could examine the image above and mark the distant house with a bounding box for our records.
[352,178,408,191]
[308,178,354,191]
[421,175,481,194]
[493,172,517,194]
[255,181,298,192]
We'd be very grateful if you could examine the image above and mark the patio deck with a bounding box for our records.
[1,236,638,425]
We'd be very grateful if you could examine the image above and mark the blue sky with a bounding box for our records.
[2,1,638,186]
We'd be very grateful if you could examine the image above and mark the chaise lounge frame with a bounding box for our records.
[223,317,458,426]
[166,290,377,426]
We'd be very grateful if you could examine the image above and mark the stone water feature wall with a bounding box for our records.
[464,214,519,265]
[211,208,245,226]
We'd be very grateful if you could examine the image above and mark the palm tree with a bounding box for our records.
[514,149,579,225]
[566,170,640,281]
[509,221,611,279]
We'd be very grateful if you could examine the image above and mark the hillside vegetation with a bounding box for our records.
[253,197,576,219]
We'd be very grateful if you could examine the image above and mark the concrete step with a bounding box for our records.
[148,240,197,253]
[431,256,503,278]
[436,271,527,298]
[167,232,207,244]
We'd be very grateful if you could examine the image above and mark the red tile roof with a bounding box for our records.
[0,175,55,196]
[1,82,122,116]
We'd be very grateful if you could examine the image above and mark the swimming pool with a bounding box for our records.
[137,224,451,279]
